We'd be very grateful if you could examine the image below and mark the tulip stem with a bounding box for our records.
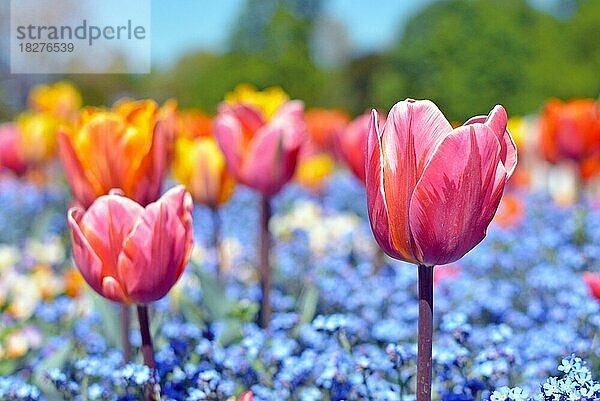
[258,196,272,329]
[211,207,223,283]
[417,264,434,401]
[136,305,155,369]
[120,304,132,363]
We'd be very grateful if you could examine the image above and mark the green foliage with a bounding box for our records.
[5,0,597,119]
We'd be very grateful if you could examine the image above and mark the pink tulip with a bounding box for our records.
[366,99,516,266]
[238,392,253,401]
[214,101,306,198]
[338,111,386,183]
[0,123,27,176]
[583,272,600,301]
[68,185,193,304]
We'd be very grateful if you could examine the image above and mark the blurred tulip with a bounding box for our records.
[177,110,213,140]
[583,272,600,301]
[0,123,27,175]
[540,99,600,165]
[215,85,306,198]
[59,99,175,208]
[15,112,62,165]
[224,84,289,120]
[493,193,524,228]
[28,81,81,121]
[67,185,193,304]
[304,108,350,153]
[173,135,235,208]
[367,99,516,266]
[239,392,253,401]
[63,268,85,298]
[338,111,386,183]
[295,153,336,192]
[216,85,305,327]
[507,116,527,151]
[433,263,462,286]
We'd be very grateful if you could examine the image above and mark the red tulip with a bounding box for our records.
[366,99,516,266]
[67,185,193,304]
[215,100,306,198]
[338,111,386,183]
[0,123,27,176]
[583,272,600,301]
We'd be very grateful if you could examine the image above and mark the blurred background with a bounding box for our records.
[1,0,598,121]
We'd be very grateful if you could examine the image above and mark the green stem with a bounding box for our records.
[211,207,223,283]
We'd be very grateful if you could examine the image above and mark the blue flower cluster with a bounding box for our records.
[1,173,599,400]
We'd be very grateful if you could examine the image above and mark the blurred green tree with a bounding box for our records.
[383,0,572,120]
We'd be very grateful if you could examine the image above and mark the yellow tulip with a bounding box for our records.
[173,136,235,208]
[28,81,81,121]
[295,153,335,192]
[507,116,527,151]
[15,112,62,164]
[225,84,289,121]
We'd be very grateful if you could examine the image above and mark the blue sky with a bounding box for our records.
[150,0,435,69]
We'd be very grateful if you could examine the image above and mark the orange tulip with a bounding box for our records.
[492,193,524,228]
[58,99,175,208]
[177,110,213,140]
[68,186,193,304]
[304,108,350,153]
[540,99,600,164]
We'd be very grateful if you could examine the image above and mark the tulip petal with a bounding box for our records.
[219,103,265,137]
[583,272,600,300]
[118,186,193,304]
[409,125,507,266]
[129,119,167,206]
[58,130,97,208]
[241,101,305,197]
[80,195,144,281]
[339,113,371,182]
[380,100,453,262]
[68,207,104,296]
[238,392,253,401]
[366,110,409,261]
[101,276,130,303]
[215,112,246,180]
[463,105,517,177]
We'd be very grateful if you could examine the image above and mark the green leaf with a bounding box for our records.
[193,262,233,322]
[87,290,121,348]
[298,284,319,325]
[32,340,73,401]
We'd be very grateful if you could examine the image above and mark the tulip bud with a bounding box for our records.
[366,99,516,266]
[215,86,306,198]
[67,186,193,304]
